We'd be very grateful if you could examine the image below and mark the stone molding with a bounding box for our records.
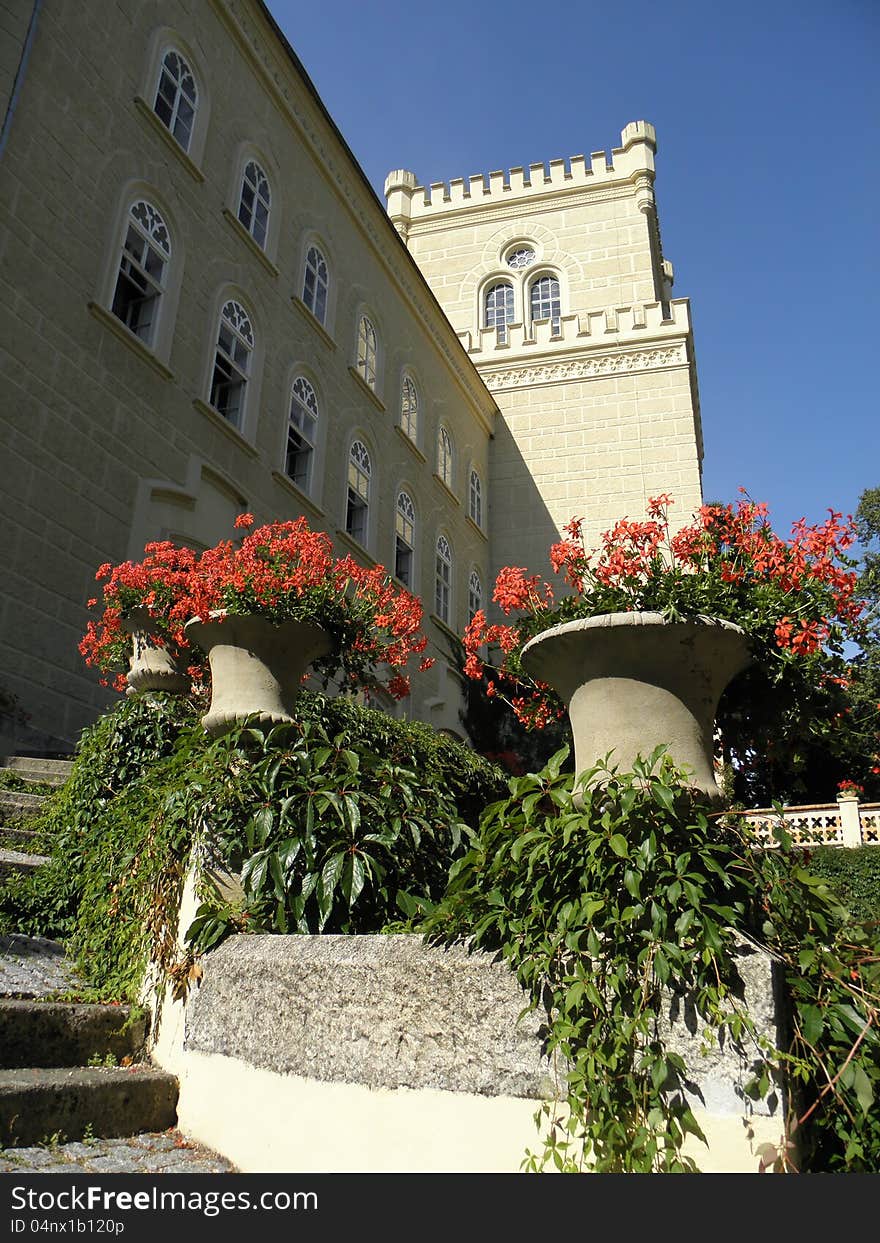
[479,343,689,391]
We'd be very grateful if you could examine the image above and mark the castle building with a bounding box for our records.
[0,0,703,752]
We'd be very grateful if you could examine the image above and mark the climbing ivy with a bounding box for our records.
[421,746,880,1172]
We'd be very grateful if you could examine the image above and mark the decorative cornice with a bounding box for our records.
[478,344,688,392]
[405,184,635,238]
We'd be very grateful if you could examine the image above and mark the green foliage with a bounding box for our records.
[795,846,880,928]
[422,747,880,1172]
[746,837,880,1171]
[1,689,505,998]
[184,709,492,946]
[0,693,204,1000]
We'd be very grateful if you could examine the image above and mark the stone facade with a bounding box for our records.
[0,0,703,751]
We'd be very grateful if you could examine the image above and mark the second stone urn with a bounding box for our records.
[184,612,333,738]
[519,611,752,804]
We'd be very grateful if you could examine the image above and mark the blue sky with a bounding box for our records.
[268,0,878,546]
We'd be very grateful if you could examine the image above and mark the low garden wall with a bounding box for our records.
[149,922,787,1173]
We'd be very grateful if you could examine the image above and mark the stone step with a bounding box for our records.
[0,847,50,877]
[0,1066,178,1145]
[0,789,48,817]
[1,757,73,785]
[0,1001,147,1069]
[0,824,41,850]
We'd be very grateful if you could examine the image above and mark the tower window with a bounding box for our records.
[529,274,561,334]
[153,51,197,153]
[111,200,171,347]
[484,281,514,343]
[237,161,271,249]
[286,376,319,492]
[209,300,253,429]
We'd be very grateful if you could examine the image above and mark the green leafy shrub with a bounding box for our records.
[422,747,880,1172]
[1,690,505,998]
[797,846,880,926]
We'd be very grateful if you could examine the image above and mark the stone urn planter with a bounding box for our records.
[121,611,191,695]
[184,612,333,738]
[519,611,752,804]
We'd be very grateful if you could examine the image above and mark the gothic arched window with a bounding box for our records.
[153,51,198,152]
[209,299,253,429]
[346,439,371,546]
[302,246,329,325]
[286,376,319,492]
[395,491,416,588]
[111,200,171,347]
[237,160,271,249]
[435,534,453,625]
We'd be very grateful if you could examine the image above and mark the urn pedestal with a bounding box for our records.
[520,612,752,804]
[184,613,332,738]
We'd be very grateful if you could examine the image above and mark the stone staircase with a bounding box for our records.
[0,754,180,1148]
[0,755,71,874]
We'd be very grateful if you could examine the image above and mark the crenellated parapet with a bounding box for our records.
[456,296,690,358]
[385,122,657,235]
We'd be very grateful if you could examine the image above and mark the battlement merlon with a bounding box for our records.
[384,121,657,234]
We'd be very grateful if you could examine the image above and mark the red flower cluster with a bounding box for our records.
[80,515,434,700]
[464,492,866,728]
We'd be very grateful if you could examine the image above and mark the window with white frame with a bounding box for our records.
[400,376,418,442]
[435,535,453,625]
[209,300,253,429]
[438,426,454,489]
[468,469,483,528]
[529,273,561,333]
[153,50,198,153]
[286,376,318,492]
[237,160,271,249]
[346,440,371,545]
[484,281,514,343]
[395,491,415,588]
[302,246,329,325]
[111,200,171,346]
[356,316,377,389]
[468,569,483,622]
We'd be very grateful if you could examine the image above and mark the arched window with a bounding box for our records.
[286,376,318,492]
[529,273,561,333]
[484,281,514,343]
[209,300,253,429]
[346,440,371,545]
[400,376,418,442]
[468,570,483,622]
[237,161,271,249]
[153,50,198,152]
[438,427,454,489]
[435,535,453,625]
[395,491,415,588]
[302,246,329,325]
[111,200,171,346]
[356,316,377,388]
[468,469,483,528]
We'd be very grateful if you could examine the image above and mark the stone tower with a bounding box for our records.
[385,121,704,582]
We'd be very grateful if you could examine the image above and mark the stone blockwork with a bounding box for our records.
[153,931,785,1171]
